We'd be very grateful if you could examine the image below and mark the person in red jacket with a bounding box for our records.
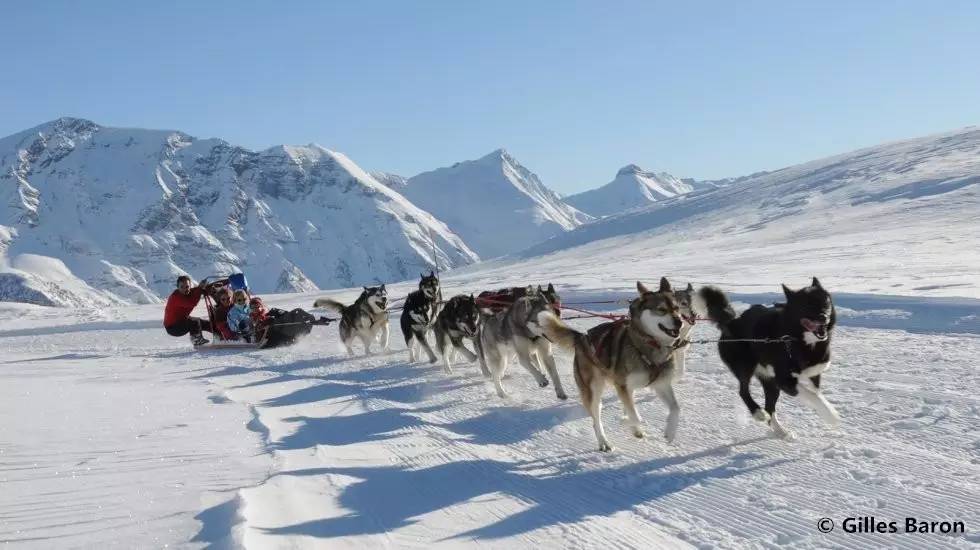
[163,275,213,345]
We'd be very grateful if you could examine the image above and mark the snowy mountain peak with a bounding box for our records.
[616,163,645,176]
[403,150,592,258]
[566,164,695,217]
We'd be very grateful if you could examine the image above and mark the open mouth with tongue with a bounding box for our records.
[801,318,828,340]
[659,323,680,338]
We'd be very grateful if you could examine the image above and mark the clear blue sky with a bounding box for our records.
[3,1,978,194]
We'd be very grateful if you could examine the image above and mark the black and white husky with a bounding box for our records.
[399,272,441,363]
[313,285,390,356]
[699,278,841,439]
[432,294,481,375]
[478,285,568,401]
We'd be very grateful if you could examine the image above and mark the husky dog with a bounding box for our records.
[478,285,568,401]
[477,284,561,316]
[313,285,390,356]
[671,283,706,380]
[432,294,482,375]
[399,272,441,364]
[698,278,840,439]
[541,278,683,452]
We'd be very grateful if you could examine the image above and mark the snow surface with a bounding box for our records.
[0,118,478,304]
[565,164,697,217]
[507,126,980,299]
[2,125,980,548]
[2,273,978,548]
[402,149,592,259]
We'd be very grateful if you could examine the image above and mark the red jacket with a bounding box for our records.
[163,288,203,327]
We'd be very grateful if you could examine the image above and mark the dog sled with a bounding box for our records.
[195,273,332,351]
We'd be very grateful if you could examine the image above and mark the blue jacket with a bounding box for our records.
[227,304,251,333]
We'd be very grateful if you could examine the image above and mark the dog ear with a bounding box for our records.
[380,284,386,292]
[782,284,795,300]
[686,282,694,292]
[659,277,672,293]
[547,283,555,293]
[811,277,822,289]
[636,281,649,295]
[363,286,369,291]
[526,285,535,294]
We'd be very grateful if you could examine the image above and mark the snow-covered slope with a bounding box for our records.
[2,284,977,548]
[370,171,409,189]
[402,149,592,259]
[0,254,123,307]
[509,127,980,298]
[0,118,478,303]
[565,164,696,217]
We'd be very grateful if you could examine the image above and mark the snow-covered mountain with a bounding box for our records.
[402,149,592,259]
[565,164,696,217]
[370,171,409,189]
[502,127,980,298]
[0,118,478,305]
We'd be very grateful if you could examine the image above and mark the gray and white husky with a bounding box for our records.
[541,278,684,452]
[671,283,706,381]
[432,294,482,375]
[478,285,568,401]
[314,285,390,356]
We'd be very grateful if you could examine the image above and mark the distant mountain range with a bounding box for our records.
[0,118,477,304]
[2,117,977,307]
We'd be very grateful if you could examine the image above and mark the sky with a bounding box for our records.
[3,1,979,194]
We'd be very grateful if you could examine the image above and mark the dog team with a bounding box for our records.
[314,272,841,451]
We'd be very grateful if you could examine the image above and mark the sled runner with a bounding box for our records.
[195,274,333,351]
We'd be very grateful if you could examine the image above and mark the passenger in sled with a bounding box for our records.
[189,272,334,349]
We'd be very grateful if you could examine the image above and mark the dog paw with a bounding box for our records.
[752,409,771,423]
[620,416,642,427]
[538,379,550,388]
[598,442,614,452]
[632,428,646,439]
[776,429,797,441]
[556,392,568,401]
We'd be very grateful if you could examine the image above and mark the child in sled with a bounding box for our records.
[249,296,270,342]
[228,290,253,341]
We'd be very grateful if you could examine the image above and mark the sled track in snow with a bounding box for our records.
[195,320,980,549]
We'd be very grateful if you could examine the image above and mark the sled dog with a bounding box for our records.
[541,278,683,452]
[314,285,390,356]
[432,294,482,374]
[671,283,706,380]
[400,272,442,363]
[478,285,568,400]
[698,278,841,439]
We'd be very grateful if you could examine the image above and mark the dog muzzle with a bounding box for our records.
[801,318,828,340]
[658,322,680,339]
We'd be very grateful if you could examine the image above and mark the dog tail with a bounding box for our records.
[539,311,595,357]
[698,286,736,330]
[313,298,346,312]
